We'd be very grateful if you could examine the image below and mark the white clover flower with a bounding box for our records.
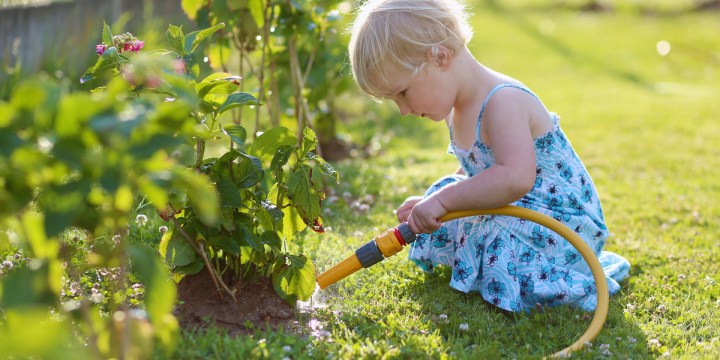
[159,225,168,233]
[660,351,671,358]
[459,323,469,331]
[601,349,613,356]
[282,345,292,352]
[648,339,661,347]
[1,260,13,270]
[438,314,448,321]
[629,337,637,343]
[623,303,636,314]
[677,274,687,281]
[136,214,148,226]
[599,344,610,351]
[112,234,122,245]
[90,291,104,304]
[656,304,667,313]
[583,341,593,348]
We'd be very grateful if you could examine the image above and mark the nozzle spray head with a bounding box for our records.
[316,222,417,289]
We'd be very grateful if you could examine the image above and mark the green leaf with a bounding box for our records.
[184,23,225,54]
[0,131,23,158]
[102,20,113,45]
[163,234,197,267]
[0,102,15,127]
[248,0,265,28]
[272,254,316,303]
[218,92,259,115]
[260,231,282,254]
[270,145,294,171]
[166,24,186,55]
[80,46,124,84]
[128,134,184,159]
[209,234,240,255]
[172,169,219,226]
[222,124,247,147]
[1,264,57,307]
[259,200,284,230]
[0,309,82,358]
[21,212,57,260]
[235,152,264,188]
[195,73,241,105]
[137,175,170,211]
[129,246,178,327]
[181,0,204,20]
[56,93,101,137]
[308,152,339,183]
[159,229,172,260]
[11,80,48,111]
[235,220,262,252]
[281,204,305,241]
[170,144,197,166]
[215,177,244,208]
[174,260,204,275]
[248,127,297,161]
[300,127,318,157]
[288,164,321,221]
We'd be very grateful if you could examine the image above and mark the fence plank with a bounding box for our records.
[1,0,189,79]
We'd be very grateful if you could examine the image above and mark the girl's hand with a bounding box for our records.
[407,196,449,234]
[396,196,423,222]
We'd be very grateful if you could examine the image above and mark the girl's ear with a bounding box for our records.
[426,45,453,69]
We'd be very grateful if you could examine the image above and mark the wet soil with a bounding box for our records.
[174,268,300,335]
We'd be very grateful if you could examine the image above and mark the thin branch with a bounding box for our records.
[171,217,235,301]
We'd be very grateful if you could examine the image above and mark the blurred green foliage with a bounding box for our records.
[0,16,338,358]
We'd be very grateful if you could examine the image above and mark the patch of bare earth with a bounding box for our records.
[174,268,301,335]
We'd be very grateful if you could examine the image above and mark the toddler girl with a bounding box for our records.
[349,0,630,311]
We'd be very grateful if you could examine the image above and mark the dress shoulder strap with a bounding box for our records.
[476,83,541,142]
[477,83,540,120]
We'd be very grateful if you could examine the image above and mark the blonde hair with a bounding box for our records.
[349,0,473,98]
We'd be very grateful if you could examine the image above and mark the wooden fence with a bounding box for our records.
[1,0,190,79]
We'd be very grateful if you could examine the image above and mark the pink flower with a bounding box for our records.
[173,59,186,74]
[123,40,144,53]
[95,32,144,56]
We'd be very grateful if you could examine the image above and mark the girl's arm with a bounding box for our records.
[407,92,537,234]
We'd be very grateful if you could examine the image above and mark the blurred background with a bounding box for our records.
[1,1,719,358]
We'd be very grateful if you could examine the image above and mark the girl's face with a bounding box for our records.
[382,62,456,122]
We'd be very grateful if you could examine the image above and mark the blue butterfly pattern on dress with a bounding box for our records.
[407,83,631,312]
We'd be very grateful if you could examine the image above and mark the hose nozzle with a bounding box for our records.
[316,223,415,289]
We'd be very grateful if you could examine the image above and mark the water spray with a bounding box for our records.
[316,205,609,358]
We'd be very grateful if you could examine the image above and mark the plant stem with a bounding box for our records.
[171,217,235,302]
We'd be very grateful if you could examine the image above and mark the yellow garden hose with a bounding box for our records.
[439,206,609,357]
[317,205,609,358]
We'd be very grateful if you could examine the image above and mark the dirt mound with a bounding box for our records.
[174,268,300,335]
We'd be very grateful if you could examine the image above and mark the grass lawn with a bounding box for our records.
[164,2,720,359]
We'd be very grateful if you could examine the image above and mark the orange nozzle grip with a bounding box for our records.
[316,253,363,289]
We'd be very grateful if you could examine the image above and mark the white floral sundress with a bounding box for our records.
[408,83,630,312]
